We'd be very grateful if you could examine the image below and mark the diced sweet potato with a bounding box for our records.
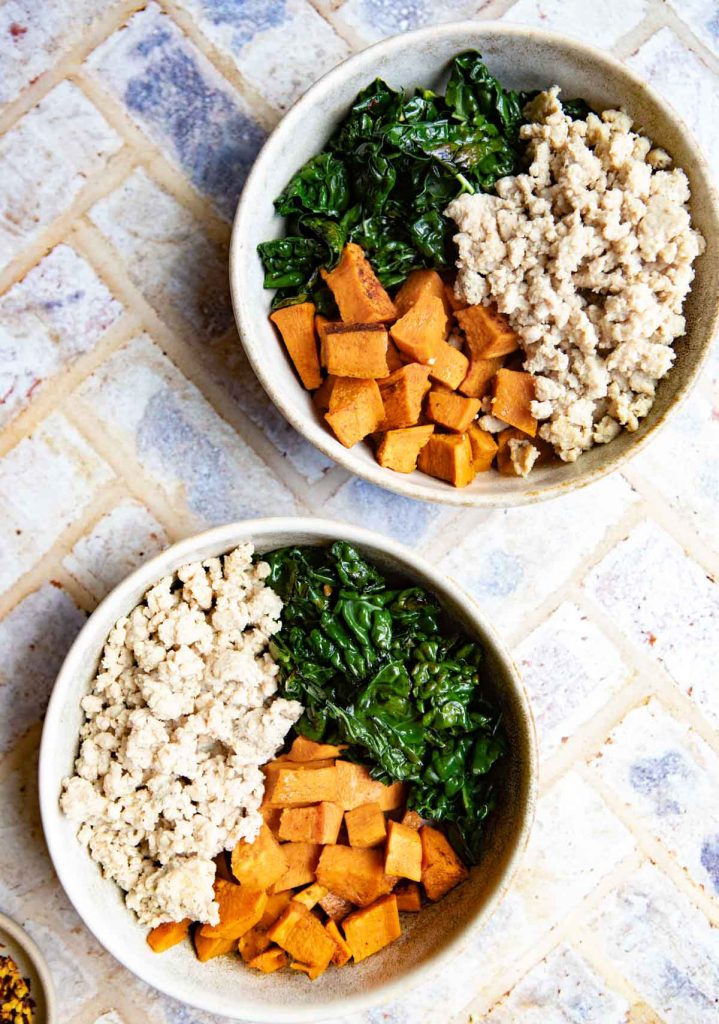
[272,842,322,891]
[279,802,343,844]
[386,339,405,372]
[401,809,424,831]
[291,961,327,980]
[426,389,481,433]
[312,374,336,413]
[491,368,537,436]
[270,302,322,390]
[394,269,450,319]
[260,799,283,834]
[319,891,355,922]
[420,825,468,901]
[231,823,288,889]
[428,341,469,391]
[324,324,390,379]
[292,882,329,909]
[316,845,397,907]
[328,376,380,414]
[458,354,504,398]
[376,424,434,474]
[320,243,396,323]
[316,315,342,367]
[147,919,190,953]
[456,304,519,360]
[378,363,431,430]
[325,379,384,448]
[266,903,304,946]
[385,820,422,881]
[248,946,287,973]
[325,919,353,966]
[265,765,338,807]
[259,890,293,928]
[199,881,267,941]
[287,736,347,762]
[495,428,552,476]
[345,802,387,848]
[335,761,407,812]
[417,433,475,488]
[467,423,499,472]
[444,281,467,313]
[342,894,401,963]
[193,928,236,962]
[239,925,272,963]
[268,902,336,970]
[394,880,422,912]
[390,294,448,363]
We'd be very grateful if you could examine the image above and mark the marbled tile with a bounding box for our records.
[89,168,233,340]
[628,28,719,176]
[0,0,107,107]
[63,499,168,602]
[324,475,449,546]
[335,0,483,44]
[502,0,647,46]
[585,519,719,728]
[177,0,350,113]
[484,943,630,1023]
[0,583,86,754]
[86,3,265,219]
[0,413,114,597]
[439,475,636,637]
[93,1014,127,1024]
[0,81,121,267]
[0,244,122,428]
[73,333,297,525]
[667,0,719,58]
[591,698,719,899]
[0,735,58,896]
[514,602,630,761]
[586,863,719,1023]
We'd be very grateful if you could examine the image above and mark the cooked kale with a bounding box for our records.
[262,541,506,864]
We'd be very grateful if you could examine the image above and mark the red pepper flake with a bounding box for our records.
[10,22,27,38]
[646,631,657,646]
[50,579,63,589]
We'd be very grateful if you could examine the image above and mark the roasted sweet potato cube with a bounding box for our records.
[467,423,499,472]
[495,428,551,476]
[266,903,304,947]
[386,339,405,372]
[325,919,353,966]
[417,433,475,488]
[270,302,322,390]
[272,842,322,891]
[394,880,422,912]
[376,424,434,474]
[292,882,329,909]
[401,809,424,830]
[260,799,283,834]
[335,761,407,812]
[458,354,504,398]
[325,380,384,448]
[287,736,347,762]
[456,304,519,359]
[265,765,338,807]
[444,282,467,313]
[279,801,343,844]
[269,902,336,970]
[147,919,190,953]
[328,376,379,413]
[259,890,293,928]
[426,388,481,433]
[420,825,468,901]
[378,363,431,430]
[239,924,272,963]
[249,946,287,973]
[199,881,267,941]
[324,324,389,379]
[491,368,537,436]
[316,845,397,907]
[320,243,396,323]
[385,820,422,881]
[193,928,236,962]
[316,315,342,367]
[231,823,287,889]
[394,269,450,319]
[345,802,387,848]
[342,894,401,963]
[391,294,448,363]
[291,961,326,980]
[319,891,355,922]
[428,341,469,390]
[312,374,337,413]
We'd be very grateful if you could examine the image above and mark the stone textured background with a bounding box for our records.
[0,1,718,1022]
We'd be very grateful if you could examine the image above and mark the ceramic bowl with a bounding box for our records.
[230,22,719,508]
[0,912,56,1024]
[39,517,536,1022]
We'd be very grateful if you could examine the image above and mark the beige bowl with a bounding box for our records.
[39,517,536,1022]
[230,22,719,508]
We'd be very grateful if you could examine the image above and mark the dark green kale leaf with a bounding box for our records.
[274,153,350,219]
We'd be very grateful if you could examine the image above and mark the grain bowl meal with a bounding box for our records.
[259,52,704,484]
[61,541,506,980]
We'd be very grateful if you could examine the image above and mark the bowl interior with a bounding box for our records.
[40,519,536,1022]
[231,23,719,507]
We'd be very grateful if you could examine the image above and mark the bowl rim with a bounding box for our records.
[0,911,57,1024]
[229,19,719,509]
[39,515,537,1022]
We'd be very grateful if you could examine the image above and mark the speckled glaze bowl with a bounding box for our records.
[230,22,719,508]
[39,517,537,1022]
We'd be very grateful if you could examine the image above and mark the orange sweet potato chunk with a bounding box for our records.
[316,845,397,907]
[279,802,343,844]
[231,823,287,889]
[292,881,329,909]
[394,269,450,319]
[458,354,504,398]
[316,315,342,367]
[495,428,552,476]
[428,341,469,391]
[287,736,347,762]
[420,825,468,901]
[325,919,353,966]
[491,368,537,436]
[325,379,384,448]
[376,424,434,474]
[268,902,336,969]
[199,881,267,942]
[270,302,322,390]
[193,928,236,962]
[467,423,499,472]
[320,243,396,323]
[378,364,431,430]
[291,961,327,980]
[248,946,287,973]
[272,842,322,892]
[386,339,405,372]
[391,294,448,363]
[265,765,338,807]
[417,433,475,488]
[345,802,387,849]
[147,919,190,953]
[456,304,519,360]
[385,820,422,882]
[342,894,401,963]
[260,890,293,928]
[324,324,389,379]
[239,925,272,963]
[319,891,355,922]
[426,388,481,434]
[394,880,422,912]
[444,281,467,313]
[312,374,337,413]
[335,761,406,812]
